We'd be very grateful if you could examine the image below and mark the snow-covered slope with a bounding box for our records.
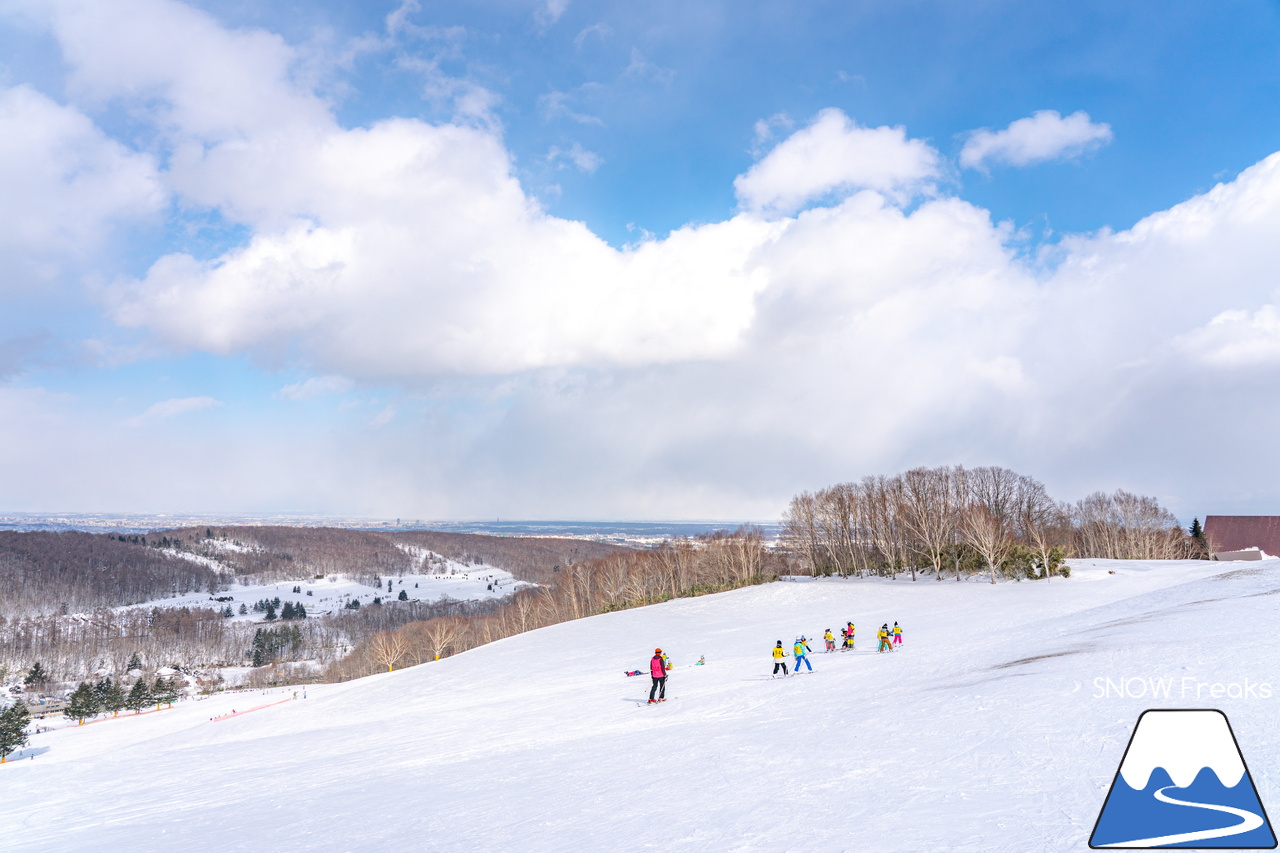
[3,558,1278,852]
[121,553,524,620]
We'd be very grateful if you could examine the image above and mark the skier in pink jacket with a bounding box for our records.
[649,648,668,703]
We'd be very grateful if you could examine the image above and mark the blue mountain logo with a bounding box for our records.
[1091,709,1276,848]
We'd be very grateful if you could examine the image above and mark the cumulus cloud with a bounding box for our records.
[35,0,772,376]
[10,0,1280,518]
[0,84,164,264]
[960,109,1112,170]
[734,108,941,215]
[1175,306,1280,367]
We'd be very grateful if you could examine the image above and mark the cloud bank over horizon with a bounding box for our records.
[3,0,1280,520]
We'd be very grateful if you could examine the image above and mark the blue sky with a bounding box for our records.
[3,0,1280,519]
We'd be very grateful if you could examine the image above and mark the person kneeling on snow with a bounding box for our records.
[649,648,668,703]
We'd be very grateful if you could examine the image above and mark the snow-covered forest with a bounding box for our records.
[0,527,622,686]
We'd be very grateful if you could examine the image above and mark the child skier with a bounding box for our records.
[877,624,892,653]
[823,629,835,652]
[772,640,789,677]
[649,648,668,703]
[892,621,903,647]
[844,622,855,650]
[793,636,813,672]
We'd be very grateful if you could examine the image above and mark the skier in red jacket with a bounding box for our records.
[649,648,668,703]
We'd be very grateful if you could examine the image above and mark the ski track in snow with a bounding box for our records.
[2,558,1279,851]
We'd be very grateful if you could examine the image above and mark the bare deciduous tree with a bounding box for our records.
[370,631,409,672]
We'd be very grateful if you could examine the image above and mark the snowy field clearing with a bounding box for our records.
[4,558,1279,851]
[120,552,524,620]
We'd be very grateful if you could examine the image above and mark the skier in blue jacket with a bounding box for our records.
[792,636,813,672]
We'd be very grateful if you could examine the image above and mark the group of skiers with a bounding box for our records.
[877,622,902,653]
[770,621,902,676]
[645,621,903,697]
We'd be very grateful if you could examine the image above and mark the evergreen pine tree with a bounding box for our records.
[125,678,151,713]
[295,603,307,619]
[281,601,296,620]
[239,603,248,615]
[126,652,142,671]
[24,662,47,685]
[67,682,99,725]
[152,677,178,709]
[1190,517,1205,539]
[398,589,409,601]
[251,629,267,667]
[0,701,31,763]
[264,603,277,621]
[103,680,125,717]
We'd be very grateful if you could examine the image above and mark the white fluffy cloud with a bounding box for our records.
[9,0,1280,518]
[0,83,164,263]
[960,109,1112,170]
[735,108,940,215]
[29,0,768,375]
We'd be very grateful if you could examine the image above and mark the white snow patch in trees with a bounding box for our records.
[116,550,526,620]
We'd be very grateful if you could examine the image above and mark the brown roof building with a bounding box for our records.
[1203,516,1280,559]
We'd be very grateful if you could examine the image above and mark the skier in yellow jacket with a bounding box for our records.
[823,629,836,653]
[771,640,789,677]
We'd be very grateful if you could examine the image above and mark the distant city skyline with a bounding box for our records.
[4,1,1280,519]
[0,512,781,543]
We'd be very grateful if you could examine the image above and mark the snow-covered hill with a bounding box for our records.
[122,550,524,621]
[3,558,1278,852]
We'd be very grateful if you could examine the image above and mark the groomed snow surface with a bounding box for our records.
[3,558,1278,852]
